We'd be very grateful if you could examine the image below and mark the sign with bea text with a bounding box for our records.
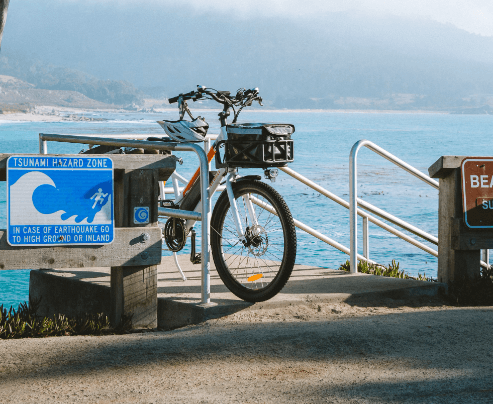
[7,156,114,246]
[461,157,493,228]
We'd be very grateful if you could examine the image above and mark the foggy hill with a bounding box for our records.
[0,74,118,109]
[3,2,493,111]
[0,54,144,106]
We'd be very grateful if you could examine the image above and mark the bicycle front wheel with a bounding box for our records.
[210,179,296,302]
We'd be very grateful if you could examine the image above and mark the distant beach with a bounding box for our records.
[0,105,449,124]
[0,106,118,122]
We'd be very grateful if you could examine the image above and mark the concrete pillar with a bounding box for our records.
[110,265,157,328]
[110,168,160,328]
[429,156,489,284]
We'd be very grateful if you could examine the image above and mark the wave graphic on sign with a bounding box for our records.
[9,171,112,226]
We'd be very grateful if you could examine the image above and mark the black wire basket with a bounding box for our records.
[215,123,295,169]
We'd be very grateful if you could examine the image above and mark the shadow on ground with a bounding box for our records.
[1,307,492,403]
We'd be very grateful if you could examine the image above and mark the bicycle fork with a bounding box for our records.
[225,171,258,242]
[184,169,258,261]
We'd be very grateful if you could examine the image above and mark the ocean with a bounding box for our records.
[1,109,491,308]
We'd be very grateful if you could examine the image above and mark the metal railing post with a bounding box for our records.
[481,249,490,269]
[363,216,369,260]
[349,142,361,274]
[38,133,212,304]
[39,136,47,154]
[350,139,440,274]
[198,147,211,305]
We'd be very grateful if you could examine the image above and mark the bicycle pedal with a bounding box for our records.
[189,229,201,264]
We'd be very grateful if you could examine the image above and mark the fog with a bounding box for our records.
[2,1,493,110]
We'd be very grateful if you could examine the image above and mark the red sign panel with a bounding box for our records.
[462,158,493,228]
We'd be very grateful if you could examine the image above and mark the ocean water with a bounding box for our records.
[1,109,492,308]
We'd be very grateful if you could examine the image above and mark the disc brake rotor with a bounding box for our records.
[244,224,268,256]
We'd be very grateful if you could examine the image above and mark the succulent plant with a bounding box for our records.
[338,259,434,282]
[0,297,130,339]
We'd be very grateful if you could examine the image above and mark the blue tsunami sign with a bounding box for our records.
[7,156,114,246]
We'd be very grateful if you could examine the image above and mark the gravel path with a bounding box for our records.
[1,298,492,403]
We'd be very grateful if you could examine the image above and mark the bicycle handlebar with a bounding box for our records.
[168,86,262,123]
[168,86,260,106]
[168,90,199,104]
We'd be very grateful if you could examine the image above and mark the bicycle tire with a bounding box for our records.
[210,179,296,302]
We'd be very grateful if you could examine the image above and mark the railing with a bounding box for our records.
[280,166,438,266]
[39,133,213,304]
[349,140,439,274]
[160,136,444,277]
[42,134,485,286]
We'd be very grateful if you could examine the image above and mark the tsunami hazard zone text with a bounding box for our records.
[7,155,114,246]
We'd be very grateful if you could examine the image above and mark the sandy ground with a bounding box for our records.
[1,297,492,404]
[0,106,118,122]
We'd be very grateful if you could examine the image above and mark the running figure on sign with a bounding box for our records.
[90,188,108,209]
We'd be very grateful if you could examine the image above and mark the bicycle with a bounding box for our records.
[90,86,297,302]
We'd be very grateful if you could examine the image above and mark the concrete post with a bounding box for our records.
[110,168,160,328]
[429,156,492,284]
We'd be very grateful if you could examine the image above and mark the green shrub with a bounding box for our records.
[338,259,433,281]
[0,297,131,339]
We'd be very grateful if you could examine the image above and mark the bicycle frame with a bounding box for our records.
[157,86,299,304]
[161,125,258,244]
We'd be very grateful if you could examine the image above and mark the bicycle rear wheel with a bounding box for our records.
[210,179,296,302]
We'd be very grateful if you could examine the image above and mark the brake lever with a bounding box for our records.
[244,95,262,107]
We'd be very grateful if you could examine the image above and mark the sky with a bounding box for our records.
[64,0,493,36]
[4,0,493,100]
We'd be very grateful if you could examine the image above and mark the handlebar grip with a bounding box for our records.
[168,90,197,104]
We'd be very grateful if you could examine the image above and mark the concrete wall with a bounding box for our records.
[30,269,111,318]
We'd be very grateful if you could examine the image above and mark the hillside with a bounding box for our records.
[3,3,493,111]
[0,74,118,111]
[0,55,144,107]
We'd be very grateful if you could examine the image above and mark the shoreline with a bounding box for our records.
[0,105,453,123]
[0,106,121,123]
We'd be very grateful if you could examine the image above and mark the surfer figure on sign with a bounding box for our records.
[90,188,108,209]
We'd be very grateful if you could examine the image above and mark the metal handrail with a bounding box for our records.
[349,140,439,274]
[356,197,438,245]
[250,193,376,263]
[39,133,212,304]
[280,167,438,259]
[61,133,219,140]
